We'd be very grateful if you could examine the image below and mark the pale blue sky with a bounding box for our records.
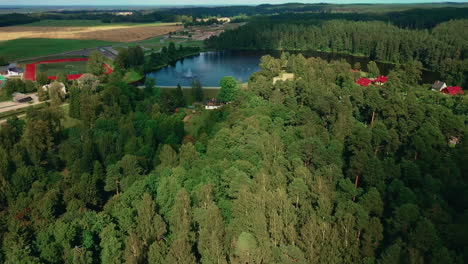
[2,0,467,6]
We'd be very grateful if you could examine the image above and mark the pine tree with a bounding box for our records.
[165,189,196,264]
[191,78,204,103]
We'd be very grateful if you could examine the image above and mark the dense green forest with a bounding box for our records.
[0,51,466,263]
[206,18,468,87]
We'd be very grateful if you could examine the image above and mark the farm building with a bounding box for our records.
[432,81,447,91]
[12,93,33,103]
[441,86,464,95]
[273,73,295,84]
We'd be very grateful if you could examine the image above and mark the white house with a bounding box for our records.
[205,98,222,110]
[1,63,24,77]
[432,81,447,91]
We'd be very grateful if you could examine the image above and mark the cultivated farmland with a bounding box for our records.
[0,23,182,42]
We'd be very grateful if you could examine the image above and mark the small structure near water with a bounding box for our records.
[273,73,295,84]
[205,98,223,110]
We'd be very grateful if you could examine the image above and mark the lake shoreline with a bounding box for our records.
[146,50,440,86]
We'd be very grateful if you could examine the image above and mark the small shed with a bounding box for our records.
[12,93,33,103]
[432,81,447,91]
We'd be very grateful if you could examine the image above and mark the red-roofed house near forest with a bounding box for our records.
[356,78,372,86]
[375,76,388,85]
[441,86,464,95]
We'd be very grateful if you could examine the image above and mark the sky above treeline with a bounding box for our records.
[4,0,468,6]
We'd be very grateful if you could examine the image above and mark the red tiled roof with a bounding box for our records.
[375,76,388,83]
[356,78,372,86]
[441,86,464,95]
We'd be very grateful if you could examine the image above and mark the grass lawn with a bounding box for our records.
[36,60,88,76]
[0,38,115,61]
[60,104,81,129]
[123,70,144,83]
[134,36,165,44]
[0,103,47,121]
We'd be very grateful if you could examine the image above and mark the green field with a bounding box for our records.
[123,70,144,83]
[36,60,88,76]
[0,38,115,61]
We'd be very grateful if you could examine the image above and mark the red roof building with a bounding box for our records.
[441,86,464,95]
[356,78,372,86]
[375,76,388,84]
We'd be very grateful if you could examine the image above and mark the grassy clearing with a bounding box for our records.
[136,36,165,44]
[60,104,80,128]
[0,38,114,61]
[0,103,46,121]
[123,70,144,83]
[36,60,88,76]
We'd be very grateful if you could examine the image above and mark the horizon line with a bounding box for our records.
[1,2,468,7]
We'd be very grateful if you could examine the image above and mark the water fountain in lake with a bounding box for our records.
[184,68,197,79]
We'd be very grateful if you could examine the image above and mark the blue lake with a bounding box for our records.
[146,50,439,87]
[146,51,265,87]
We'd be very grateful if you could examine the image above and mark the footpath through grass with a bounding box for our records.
[0,38,115,61]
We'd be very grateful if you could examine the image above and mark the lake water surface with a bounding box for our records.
[146,50,439,87]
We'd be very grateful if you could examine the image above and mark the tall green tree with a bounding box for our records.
[218,76,239,102]
[87,51,106,76]
[191,78,204,103]
[367,61,380,77]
